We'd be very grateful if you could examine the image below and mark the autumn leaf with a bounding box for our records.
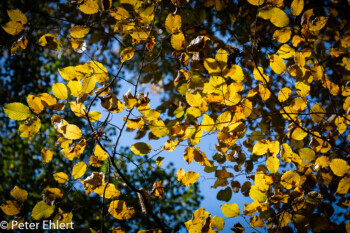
[221,203,240,217]
[131,142,152,155]
[3,102,31,121]
[72,161,87,179]
[31,201,55,220]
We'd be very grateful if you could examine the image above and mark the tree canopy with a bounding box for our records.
[2,0,350,232]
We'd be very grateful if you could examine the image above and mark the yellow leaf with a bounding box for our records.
[266,156,279,173]
[309,17,328,31]
[70,25,90,38]
[278,87,291,102]
[310,103,326,123]
[212,216,225,231]
[3,102,31,121]
[177,169,199,186]
[299,148,315,161]
[72,161,87,179]
[315,156,330,168]
[249,186,267,202]
[27,95,44,115]
[0,200,21,216]
[216,111,231,130]
[78,0,99,14]
[165,14,181,34]
[53,172,69,183]
[193,147,212,166]
[258,84,271,101]
[131,142,152,155]
[70,102,86,117]
[252,139,269,156]
[269,54,286,74]
[281,170,300,189]
[149,119,169,137]
[270,8,289,27]
[120,47,135,62]
[337,177,350,194]
[61,124,82,140]
[93,144,108,160]
[52,83,68,100]
[82,76,96,94]
[186,92,202,107]
[187,125,203,146]
[225,65,245,81]
[250,216,265,228]
[171,32,186,50]
[247,0,264,5]
[253,67,269,84]
[221,203,240,217]
[204,58,220,75]
[277,44,295,59]
[88,111,102,122]
[31,201,55,220]
[279,212,292,227]
[273,27,291,43]
[10,186,28,203]
[109,200,135,220]
[215,48,228,69]
[202,114,215,132]
[41,148,54,163]
[2,21,24,35]
[184,147,195,164]
[58,64,90,81]
[291,127,307,140]
[330,159,350,176]
[89,61,109,83]
[109,7,130,20]
[38,34,62,51]
[7,9,27,24]
[291,0,304,16]
[95,183,120,198]
[18,116,41,138]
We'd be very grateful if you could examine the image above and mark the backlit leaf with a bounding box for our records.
[278,87,291,102]
[18,116,41,138]
[1,200,21,216]
[2,21,24,35]
[10,186,28,203]
[165,14,181,34]
[120,47,135,62]
[3,102,31,121]
[78,0,99,14]
[72,161,87,179]
[41,148,54,163]
[31,201,55,220]
[266,156,279,173]
[109,200,135,220]
[221,203,240,217]
[38,34,62,51]
[70,25,90,38]
[269,54,286,74]
[281,170,300,189]
[7,9,27,24]
[171,32,186,50]
[291,0,304,16]
[52,83,68,100]
[330,159,350,176]
[53,172,69,184]
[131,142,152,155]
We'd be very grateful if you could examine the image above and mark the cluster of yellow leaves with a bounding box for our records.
[185,208,225,233]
